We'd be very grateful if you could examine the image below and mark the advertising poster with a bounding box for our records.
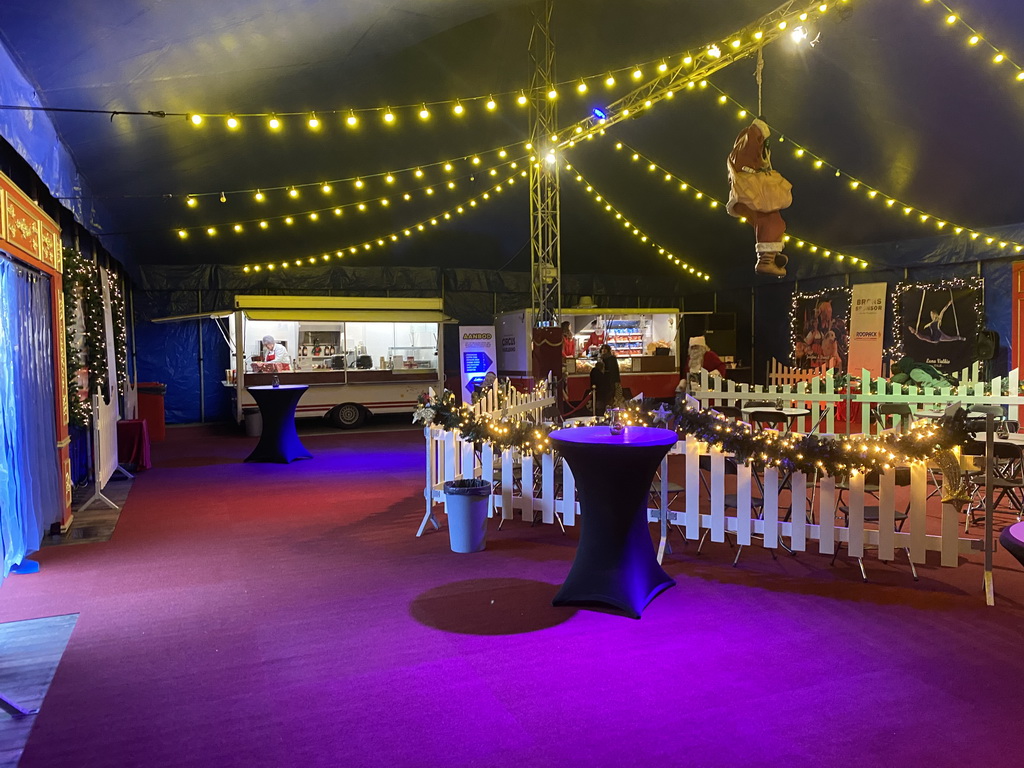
[458,325,497,399]
[896,279,980,372]
[847,282,888,377]
[792,289,850,371]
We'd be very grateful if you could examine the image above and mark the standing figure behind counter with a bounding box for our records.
[259,335,292,371]
[589,344,621,416]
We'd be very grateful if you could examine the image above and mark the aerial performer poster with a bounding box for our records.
[896,279,981,373]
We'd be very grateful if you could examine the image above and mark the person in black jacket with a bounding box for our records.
[590,345,621,416]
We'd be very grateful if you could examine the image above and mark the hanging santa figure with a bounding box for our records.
[726,118,793,277]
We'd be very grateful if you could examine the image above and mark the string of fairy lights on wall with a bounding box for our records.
[919,0,1024,88]
[240,172,523,273]
[177,155,530,238]
[604,139,868,269]
[700,81,1024,254]
[564,164,710,281]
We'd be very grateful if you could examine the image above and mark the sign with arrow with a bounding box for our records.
[459,326,497,399]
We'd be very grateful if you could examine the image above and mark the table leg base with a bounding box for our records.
[244,451,312,464]
[553,576,675,620]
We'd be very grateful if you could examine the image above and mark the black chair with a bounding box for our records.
[963,438,1024,532]
[874,402,914,433]
[833,467,915,581]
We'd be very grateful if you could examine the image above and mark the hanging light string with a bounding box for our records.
[920,0,1024,87]
[177,156,529,238]
[564,164,711,281]
[171,24,813,132]
[604,139,869,268]
[703,80,1024,254]
[241,171,524,273]
[553,0,851,150]
[181,144,529,204]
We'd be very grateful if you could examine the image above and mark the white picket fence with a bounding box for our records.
[692,362,1021,434]
[767,358,830,387]
[421,417,981,572]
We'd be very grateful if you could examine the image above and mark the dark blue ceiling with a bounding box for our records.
[0,0,1022,285]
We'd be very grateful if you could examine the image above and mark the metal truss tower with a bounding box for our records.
[528,0,560,328]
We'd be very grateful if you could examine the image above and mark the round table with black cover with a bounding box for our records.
[245,385,313,463]
[549,425,678,619]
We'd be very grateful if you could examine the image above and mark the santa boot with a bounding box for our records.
[754,242,786,277]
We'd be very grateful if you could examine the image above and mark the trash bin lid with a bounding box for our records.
[443,479,492,495]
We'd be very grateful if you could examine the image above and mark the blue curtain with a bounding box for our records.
[0,255,62,581]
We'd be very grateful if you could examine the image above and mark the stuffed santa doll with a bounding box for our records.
[726,118,793,277]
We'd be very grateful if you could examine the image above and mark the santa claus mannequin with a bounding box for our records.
[676,336,726,394]
[726,118,793,277]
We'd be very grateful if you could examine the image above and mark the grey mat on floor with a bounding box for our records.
[0,614,78,768]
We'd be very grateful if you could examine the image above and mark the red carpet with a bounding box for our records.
[1,424,1023,767]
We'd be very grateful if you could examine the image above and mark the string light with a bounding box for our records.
[607,139,868,268]
[702,81,1024,253]
[568,166,710,281]
[920,0,1024,88]
[241,173,518,274]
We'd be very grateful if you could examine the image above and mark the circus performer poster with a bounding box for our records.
[792,289,850,371]
[896,279,980,373]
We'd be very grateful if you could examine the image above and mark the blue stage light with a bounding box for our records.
[592,107,607,120]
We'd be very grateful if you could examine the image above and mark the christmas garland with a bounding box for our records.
[415,389,969,481]
[109,271,128,392]
[62,248,109,426]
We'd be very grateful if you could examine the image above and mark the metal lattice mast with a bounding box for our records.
[528,0,560,328]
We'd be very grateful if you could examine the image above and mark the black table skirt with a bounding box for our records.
[245,385,313,464]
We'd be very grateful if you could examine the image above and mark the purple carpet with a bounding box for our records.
[1,424,1023,767]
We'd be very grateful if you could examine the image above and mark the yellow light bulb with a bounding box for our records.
[186,196,197,207]
[453,102,464,115]
[632,67,642,79]
[753,31,763,40]
[730,39,741,48]
[309,213,318,221]
[346,112,358,126]
[718,94,727,103]
[486,97,496,110]
[233,224,242,232]
[268,115,280,130]
[177,229,187,238]
[419,106,430,119]
[254,190,264,201]
[472,156,481,165]
[683,56,693,65]
[968,35,980,45]
[414,168,423,178]
[577,81,588,93]
[994,53,1005,64]
[355,178,364,189]
[285,217,293,225]
[206,227,216,236]
[547,88,558,99]
[946,14,957,24]
[321,183,332,193]
[289,187,298,198]
[605,75,616,86]
[259,221,268,229]
[517,92,528,105]
[778,21,787,29]
[383,109,395,123]
[226,115,239,129]
[333,208,341,216]
[308,113,319,129]
[189,113,203,126]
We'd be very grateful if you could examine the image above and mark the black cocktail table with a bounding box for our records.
[549,425,678,618]
[245,385,313,463]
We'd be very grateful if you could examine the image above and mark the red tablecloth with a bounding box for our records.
[117,419,152,471]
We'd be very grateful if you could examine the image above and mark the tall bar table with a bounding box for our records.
[549,425,678,618]
[245,385,313,463]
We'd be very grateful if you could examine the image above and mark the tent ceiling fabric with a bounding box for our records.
[0,0,1022,284]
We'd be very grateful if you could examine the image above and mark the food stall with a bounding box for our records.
[229,295,451,427]
[496,307,681,400]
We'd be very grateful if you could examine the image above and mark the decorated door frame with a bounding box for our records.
[0,170,70,525]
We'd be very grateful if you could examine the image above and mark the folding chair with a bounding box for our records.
[833,467,916,581]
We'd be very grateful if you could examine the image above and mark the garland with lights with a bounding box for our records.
[61,248,108,426]
[415,388,970,480]
[889,277,983,364]
[109,271,128,394]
